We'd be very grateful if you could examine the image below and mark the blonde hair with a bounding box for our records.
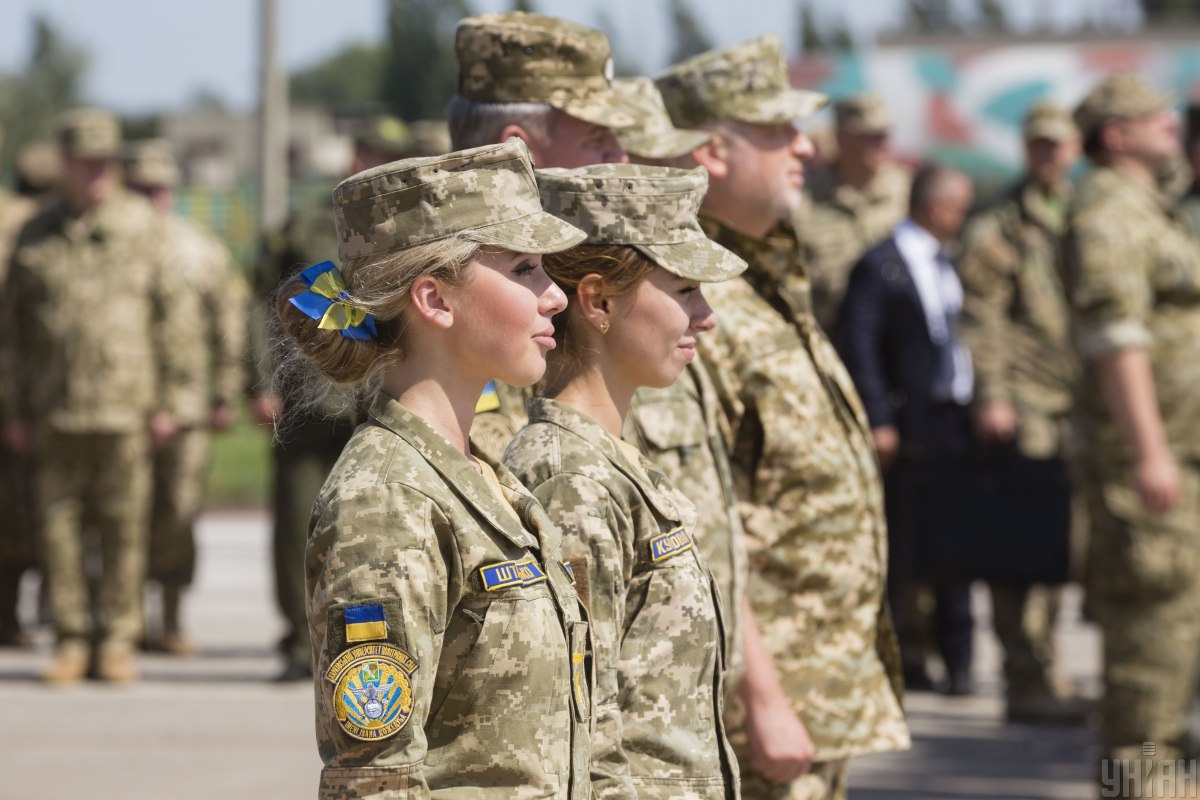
[271,236,481,416]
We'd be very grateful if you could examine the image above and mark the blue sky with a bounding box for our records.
[0,0,1110,114]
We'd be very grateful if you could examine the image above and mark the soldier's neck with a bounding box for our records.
[836,159,878,191]
[1104,155,1158,193]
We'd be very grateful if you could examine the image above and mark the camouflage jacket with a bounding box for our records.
[251,200,356,421]
[1065,166,1200,464]
[505,397,738,800]
[160,214,247,427]
[307,393,592,800]
[1,191,182,432]
[798,161,911,331]
[1177,182,1200,242]
[958,180,1078,458]
[625,359,747,696]
[696,215,909,761]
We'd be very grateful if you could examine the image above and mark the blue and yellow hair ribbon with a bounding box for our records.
[289,261,378,341]
[475,380,500,414]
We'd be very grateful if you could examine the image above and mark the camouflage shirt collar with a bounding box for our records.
[1018,179,1070,235]
[700,212,801,293]
[1093,165,1173,214]
[367,392,541,550]
[527,396,684,522]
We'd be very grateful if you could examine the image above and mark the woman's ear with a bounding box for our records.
[692,129,730,180]
[409,275,455,330]
[575,273,612,333]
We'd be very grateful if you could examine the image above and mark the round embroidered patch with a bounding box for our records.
[325,643,419,741]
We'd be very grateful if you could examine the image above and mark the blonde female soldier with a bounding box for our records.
[504,164,746,799]
[274,140,593,799]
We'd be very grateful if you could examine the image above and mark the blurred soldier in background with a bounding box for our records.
[2,108,181,684]
[249,114,420,682]
[611,75,749,699]
[1176,102,1200,239]
[1065,74,1200,793]
[800,93,912,331]
[0,123,38,647]
[957,101,1088,723]
[446,10,635,460]
[124,139,247,655]
[657,36,910,799]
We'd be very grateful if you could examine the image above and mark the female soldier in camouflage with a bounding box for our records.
[273,139,593,799]
[504,164,746,800]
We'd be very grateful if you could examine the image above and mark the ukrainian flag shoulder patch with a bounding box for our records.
[479,557,547,591]
[475,380,501,414]
[649,526,694,563]
[344,603,388,643]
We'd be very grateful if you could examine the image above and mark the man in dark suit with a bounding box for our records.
[837,164,976,695]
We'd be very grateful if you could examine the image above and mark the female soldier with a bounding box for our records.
[504,164,746,800]
[274,139,593,799]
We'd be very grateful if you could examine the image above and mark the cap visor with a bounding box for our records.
[556,87,643,131]
[731,89,829,124]
[636,237,747,283]
[462,210,587,254]
[619,129,713,160]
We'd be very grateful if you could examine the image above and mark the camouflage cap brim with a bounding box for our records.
[637,237,747,283]
[619,127,712,160]
[462,209,588,254]
[724,88,830,125]
[550,84,641,130]
[1024,118,1077,142]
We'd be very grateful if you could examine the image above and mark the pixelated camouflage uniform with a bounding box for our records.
[626,362,747,698]
[798,162,911,331]
[2,189,180,652]
[308,394,592,799]
[506,397,738,800]
[1065,164,1200,771]
[0,190,38,639]
[958,179,1080,706]
[697,216,910,797]
[252,200,358,669]
[1177,182,1200,242]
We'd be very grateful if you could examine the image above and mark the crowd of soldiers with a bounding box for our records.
[1,9,1199,799]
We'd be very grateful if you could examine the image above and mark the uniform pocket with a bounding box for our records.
[632,398,707,455]
[424,591,571,779]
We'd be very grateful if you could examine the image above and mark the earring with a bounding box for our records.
[599,321,610,335]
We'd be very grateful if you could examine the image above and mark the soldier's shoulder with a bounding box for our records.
[876,161,913,194]
[507,421,616,494]
[319,424,451,507]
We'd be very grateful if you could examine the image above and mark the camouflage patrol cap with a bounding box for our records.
[455,12,637,130]
[55,107,121,159]
[655,35,828,129]
[123,139,181,188]
[835,93,892,134]
[355,115,413,157]
[1073,72,1172,140]
[613,77,712,160]
[1023,100,1076,142]
[537,163,746,282]
[333,137,586,262]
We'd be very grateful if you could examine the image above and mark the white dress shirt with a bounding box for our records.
[893,219,974,405]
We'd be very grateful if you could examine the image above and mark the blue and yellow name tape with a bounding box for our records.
[344,603,388,643]
[479,557,547,591]
[649,527,694,563]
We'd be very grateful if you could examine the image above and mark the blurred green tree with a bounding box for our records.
[796,0,828,53]
[511,0,537,11]
[902,0,961,33]
[1139,0,1200,22]
[0,15,88,174]
[667,0,714,64]
[291,44,386,111]
[382,0,472,121]
[977,0,1010,32]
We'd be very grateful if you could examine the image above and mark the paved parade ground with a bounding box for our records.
[0,512,1099,800]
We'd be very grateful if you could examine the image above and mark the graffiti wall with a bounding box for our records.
[792,36,1200,178]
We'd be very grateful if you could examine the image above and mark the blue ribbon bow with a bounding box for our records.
[288,261,378,341]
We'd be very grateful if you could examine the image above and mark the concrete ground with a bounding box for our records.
[0,511,1100,800]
